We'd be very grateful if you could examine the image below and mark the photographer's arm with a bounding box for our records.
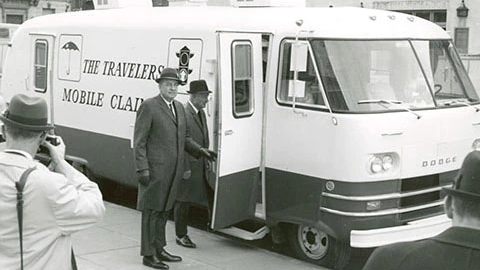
[42,137,74,178]
[41,136,105,234]
[42,137,99,188]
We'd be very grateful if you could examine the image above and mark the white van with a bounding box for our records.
[0,23,18,88]
[2,5,479,269]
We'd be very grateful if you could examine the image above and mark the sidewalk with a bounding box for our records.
[73,202,324,270]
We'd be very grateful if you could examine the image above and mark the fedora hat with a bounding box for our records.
[187,80,212,94]
[0,94,53,131]
[154,67,181,83]
[444,151,480,201]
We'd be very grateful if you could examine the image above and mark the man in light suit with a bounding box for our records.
[0,94,105,270]
[175,80,215,249]
[362,150,480,270]
[134,68,214,269]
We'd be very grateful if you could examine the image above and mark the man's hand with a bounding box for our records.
[41,135,66,166]
[137,170,150,186]
[200,148,217,161]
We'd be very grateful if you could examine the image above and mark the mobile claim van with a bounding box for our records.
[2,4,480,269]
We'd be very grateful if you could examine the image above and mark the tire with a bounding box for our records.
[288,223,351,270]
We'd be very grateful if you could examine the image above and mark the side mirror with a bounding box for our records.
[290,41,308,73]
[288,42,309,99]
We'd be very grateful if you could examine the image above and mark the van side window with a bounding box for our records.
[34,40,48,92]
[277,40,325,108]
[232,41,253,118]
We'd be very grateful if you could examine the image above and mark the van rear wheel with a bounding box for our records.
[288,224,350,269]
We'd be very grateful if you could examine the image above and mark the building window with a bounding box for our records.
[232,41,254,117]
[397,10,447,30]
[42,8,55,15]
[454,28,469,54]
[5,14,24,24]
[34,40,48,92]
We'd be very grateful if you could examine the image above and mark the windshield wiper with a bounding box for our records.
[442,100,480,112]
[358,99,422,119]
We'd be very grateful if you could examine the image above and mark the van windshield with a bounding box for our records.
[309,39,479,112]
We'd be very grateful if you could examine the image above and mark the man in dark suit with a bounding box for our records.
[175,80,215,249]
[362,150,480,270]
[134,68,214,269]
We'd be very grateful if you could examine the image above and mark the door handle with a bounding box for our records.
[225,130,233,136]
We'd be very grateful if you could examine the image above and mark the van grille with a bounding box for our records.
[399,174,443,222]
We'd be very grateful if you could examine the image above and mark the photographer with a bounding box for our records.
[0,94,105,270]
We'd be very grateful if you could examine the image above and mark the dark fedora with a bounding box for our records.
[187,80,212,94]
[444,151,480,200]
[154,67,181,83]
[0,94,53,131]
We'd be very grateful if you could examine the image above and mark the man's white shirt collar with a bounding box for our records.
[4,149,34,161]
[188,100,199,114]
[160,95,173,107]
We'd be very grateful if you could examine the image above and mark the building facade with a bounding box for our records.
[0,0,70,24]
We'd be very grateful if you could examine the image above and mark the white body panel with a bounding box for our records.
[266,107,480,182]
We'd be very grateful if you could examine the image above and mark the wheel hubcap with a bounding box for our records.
[297,225,328,260]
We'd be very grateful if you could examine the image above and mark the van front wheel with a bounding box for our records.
[288,224,350,269]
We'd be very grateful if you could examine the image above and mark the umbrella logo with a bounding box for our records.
[61,41,79,75]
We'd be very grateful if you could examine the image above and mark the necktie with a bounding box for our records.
[169,103,176,118]
[198,110,204,127]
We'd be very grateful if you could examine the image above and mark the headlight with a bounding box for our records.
[368,153,397,174]
[382,155,394,171]
[370,157,383,173]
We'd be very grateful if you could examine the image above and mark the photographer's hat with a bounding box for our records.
[154,67,182,83]
[0,94,53,131]
[187,80,212,94]
[444,151,480,201]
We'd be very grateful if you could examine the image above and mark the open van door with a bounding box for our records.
[211,32,264,231]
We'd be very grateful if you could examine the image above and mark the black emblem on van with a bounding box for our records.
[62,41,80,75]
[176,46,194,85]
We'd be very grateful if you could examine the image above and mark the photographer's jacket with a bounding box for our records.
[0,150,105,270]
[362,226,480,270]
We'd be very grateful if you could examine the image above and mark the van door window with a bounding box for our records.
[277,40,326,108]
[34,40,48,93]
[232,41,254,118]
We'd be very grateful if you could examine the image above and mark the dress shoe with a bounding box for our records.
[176,235,197,248]
[156,249,182,262]
[143,255,169,269]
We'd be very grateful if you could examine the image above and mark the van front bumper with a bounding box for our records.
[350,214,451,248]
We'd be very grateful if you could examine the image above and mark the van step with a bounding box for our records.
[217,225,269,241]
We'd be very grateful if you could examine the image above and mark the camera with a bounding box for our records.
[37,135,60,155]
[36,135,60,166]
[45,135,60,146]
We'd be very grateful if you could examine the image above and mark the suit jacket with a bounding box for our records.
[134,95,201,211]
[362,226,480,270]
[0,151,105,270]
[176,102,210,206]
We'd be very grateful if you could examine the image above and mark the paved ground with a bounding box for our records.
[73,202,326,270]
